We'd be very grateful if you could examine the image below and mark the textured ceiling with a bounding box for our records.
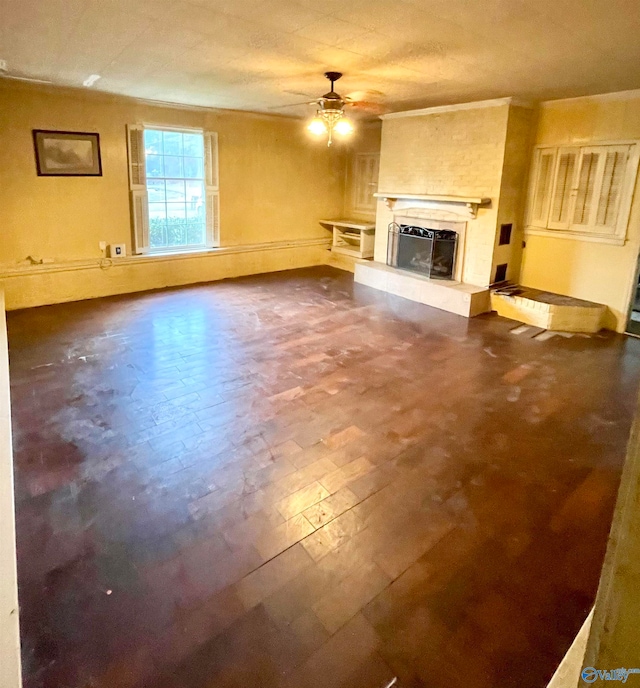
[1,0,640,116]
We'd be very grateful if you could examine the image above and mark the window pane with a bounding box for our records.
[147,179,166,202]
[186,180,203,201]
[186,221,206,245]
[183,133,204,157]
[163,131,183,156]
[146,155,164,178]
[187,201,204,219]
[164,156,183,178]
[184,157,204,179]
[149,219,167,247]
[148,202,167,220]
[166,221,186,246]
[167,202,186,220]
[166,180,186,202]
[186,181,204,218]
[144,129,163,156]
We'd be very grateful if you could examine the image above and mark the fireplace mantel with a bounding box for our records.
[373,192,491,219]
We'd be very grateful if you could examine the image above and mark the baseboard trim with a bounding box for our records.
[1,238,332,310]
[0,237,331,279]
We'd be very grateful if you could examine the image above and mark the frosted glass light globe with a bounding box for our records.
[307,118,327,136]
[333,118,354,136]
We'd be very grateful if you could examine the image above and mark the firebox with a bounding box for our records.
[387,223,458,280]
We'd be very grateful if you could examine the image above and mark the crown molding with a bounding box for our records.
[381,97,517,120]
[541,88,640,108]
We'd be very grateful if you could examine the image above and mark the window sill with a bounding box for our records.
[525,226,626,246]
[145,246,212,258]
[136,237,329,261]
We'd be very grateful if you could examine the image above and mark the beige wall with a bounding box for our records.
[520,91,640,332]
[0,81,347,307]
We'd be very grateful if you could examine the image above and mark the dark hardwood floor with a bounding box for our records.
[8,266,640,688]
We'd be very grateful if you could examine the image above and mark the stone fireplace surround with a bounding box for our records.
[355,193,492,318]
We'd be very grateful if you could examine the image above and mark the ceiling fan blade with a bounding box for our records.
[344,89,385,103]
[346,101,389,115]
[267,99,319,110]
[283,89,316,98]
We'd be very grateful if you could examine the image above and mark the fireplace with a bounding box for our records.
[387,223,458,280]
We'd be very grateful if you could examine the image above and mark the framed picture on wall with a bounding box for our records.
[33,130,102,176]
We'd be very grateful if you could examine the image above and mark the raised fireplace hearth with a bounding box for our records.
[387,223,458,280]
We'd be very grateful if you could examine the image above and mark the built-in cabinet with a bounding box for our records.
[320,219,375,259]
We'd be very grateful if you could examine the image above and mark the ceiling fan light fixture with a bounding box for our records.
[333,117,354,137]
[307,116,328,136]
[300,72,361,146]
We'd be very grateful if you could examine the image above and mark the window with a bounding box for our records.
[526,142,639,244]
[127,125,219,254]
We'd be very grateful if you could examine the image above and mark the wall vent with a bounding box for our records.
[495,263,508,283]
[499,223,513,245]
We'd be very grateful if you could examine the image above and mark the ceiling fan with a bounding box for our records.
[273,72,387,146]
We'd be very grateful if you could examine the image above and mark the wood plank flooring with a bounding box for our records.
[8,266,640,688]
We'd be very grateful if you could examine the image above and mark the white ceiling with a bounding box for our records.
[1,0,640,116]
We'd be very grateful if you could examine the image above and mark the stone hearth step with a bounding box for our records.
[491,286,606,333]
[354,261,490,318]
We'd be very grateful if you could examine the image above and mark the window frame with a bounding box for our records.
[351,152,380,216]
[525,140,640,246]
[127,124,220,256]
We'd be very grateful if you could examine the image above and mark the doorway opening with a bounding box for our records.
[626,255,640,336]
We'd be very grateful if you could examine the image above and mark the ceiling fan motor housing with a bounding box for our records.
[319,98,344,112]
[322,71,344,101]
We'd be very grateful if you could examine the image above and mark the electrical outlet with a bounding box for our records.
[108,244,127,258]
[99,241,107,251]
[0,59,7,73]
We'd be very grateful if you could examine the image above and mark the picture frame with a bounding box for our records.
[33,130,102,177]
